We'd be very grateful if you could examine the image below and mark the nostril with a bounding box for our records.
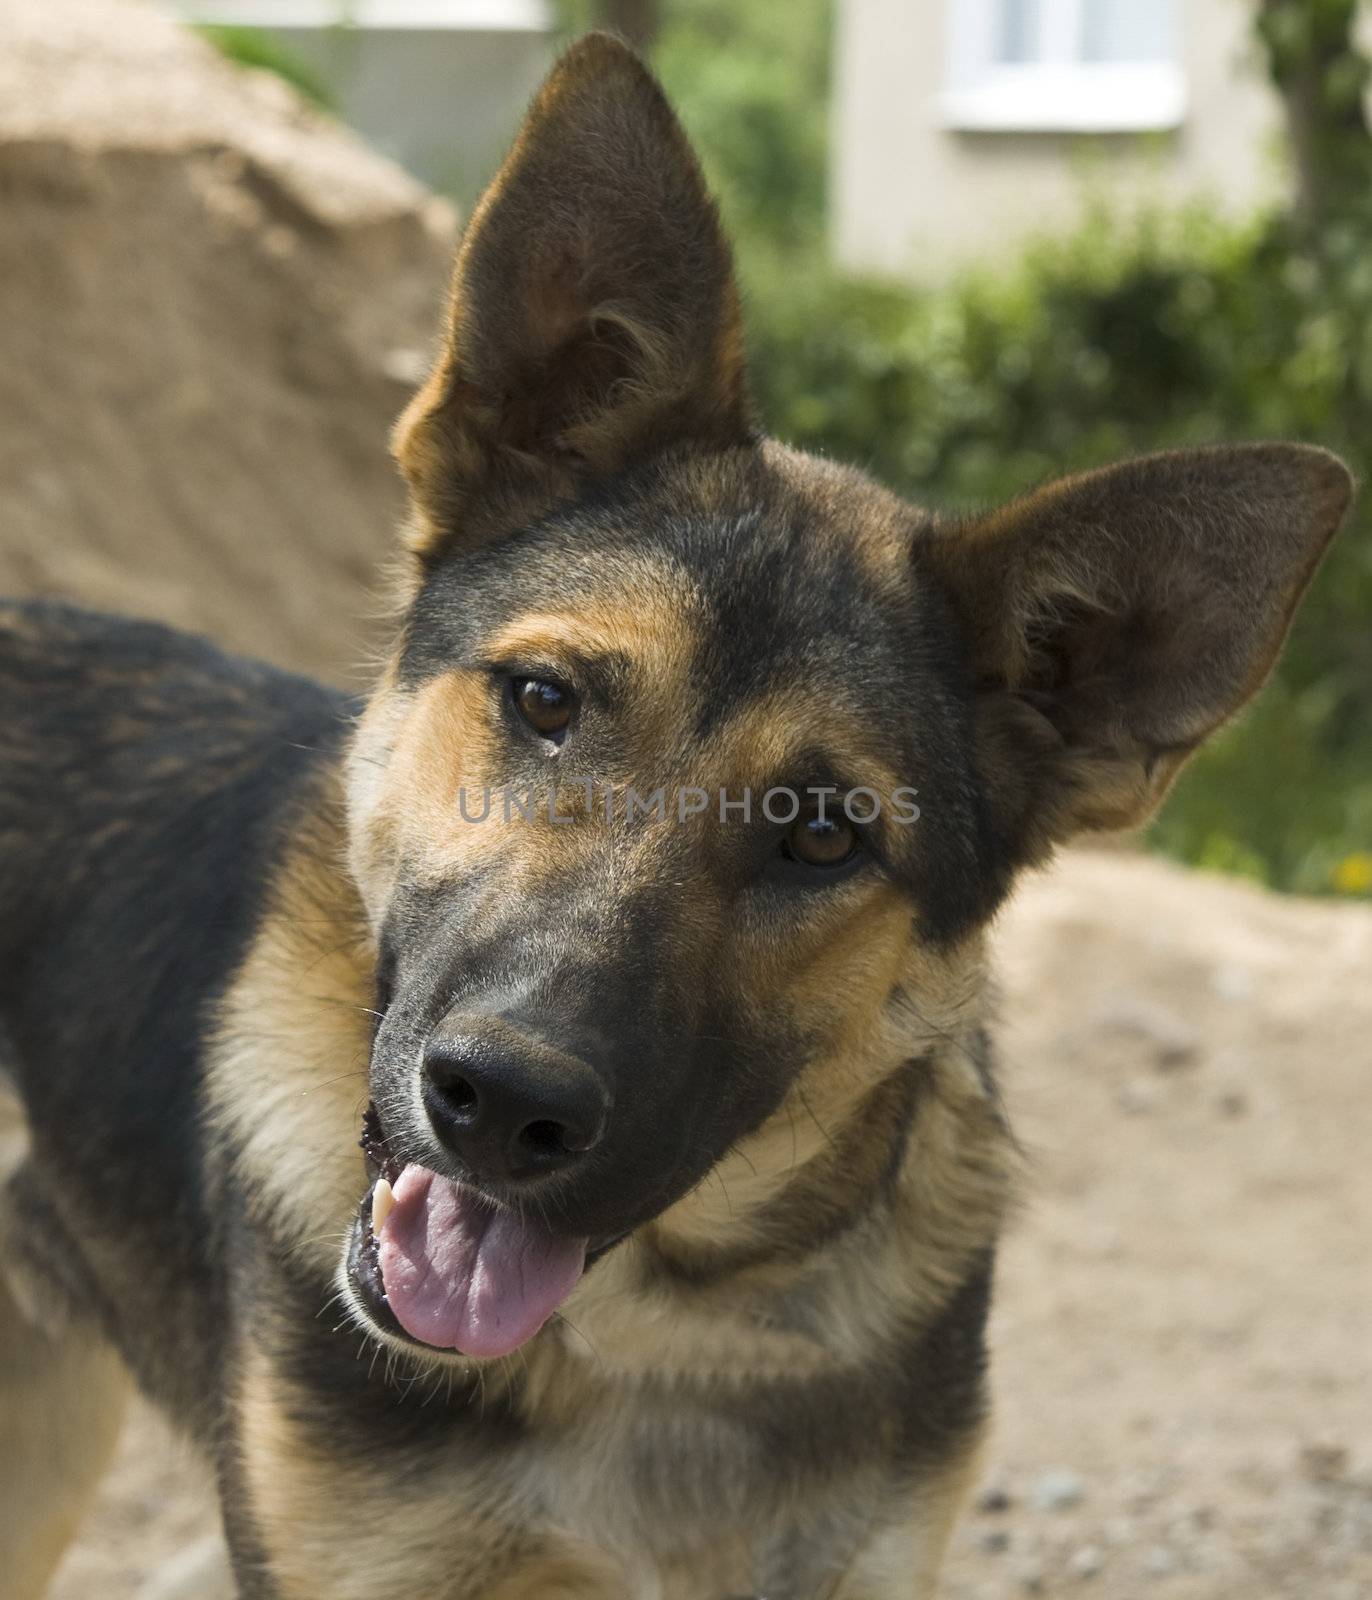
[422,1029,607,1174]
[431,1074,479,1123]
[518,1119,571,1160]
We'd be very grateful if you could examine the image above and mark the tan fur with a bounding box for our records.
[240,1235,1000,1600]
[700,687,910,819]
[205,782,375,1281]
[482,583,701,694]
[655,925,989,1261]
[240,1344,539,1600]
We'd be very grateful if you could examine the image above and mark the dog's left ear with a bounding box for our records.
[394,33,752,557]
[923,443,1352,856]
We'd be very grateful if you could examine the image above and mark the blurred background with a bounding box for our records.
[1,4,1369,1598]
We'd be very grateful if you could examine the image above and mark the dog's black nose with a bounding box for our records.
[421,1029,609,1181]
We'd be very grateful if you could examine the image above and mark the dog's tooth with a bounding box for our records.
[371,1177,395,1236]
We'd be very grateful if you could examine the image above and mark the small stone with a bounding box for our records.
[261,223,297,259]
[1216,1090,1249,1118]
[1143,1545,1178,1577]
[1301,1443,1350,1483]
[1117,1080,1158,1115]
[977,1484,1013,1514]
[977,1528,1011,1554]
[1093,991,1200,1069]
[1211,962,1256,1001]
[1069,1545,1104,1579]
[1031,1468,1086,1512]
[1016,1563,1046,1594]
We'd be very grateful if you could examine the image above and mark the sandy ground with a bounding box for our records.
[46,849,1372,1600]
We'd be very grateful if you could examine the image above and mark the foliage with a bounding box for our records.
[556,0,829,249]
[1254,0,1370,230]
[196,25,337,114]
[651,0,831,252]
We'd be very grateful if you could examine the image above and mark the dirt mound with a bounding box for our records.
[0,0,455,681]
[50,849,1372,1599]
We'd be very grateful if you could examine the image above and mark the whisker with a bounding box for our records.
[796,1086,839,1154]
[551,1310,604,1373]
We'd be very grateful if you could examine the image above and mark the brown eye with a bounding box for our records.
[783,812,859,869]
[512,677,574,740]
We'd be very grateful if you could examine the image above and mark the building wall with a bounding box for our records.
[831,0,1286,278]
[174,3,555,206]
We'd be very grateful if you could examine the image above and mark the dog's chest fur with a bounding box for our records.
[244,1306,948,1599]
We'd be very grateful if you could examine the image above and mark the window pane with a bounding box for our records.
[997,0,1041,63]
[1081,0,1175,62]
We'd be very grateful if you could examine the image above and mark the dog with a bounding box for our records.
[0,32,1351,1600]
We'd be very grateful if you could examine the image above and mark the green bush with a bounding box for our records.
[197,25,336,114]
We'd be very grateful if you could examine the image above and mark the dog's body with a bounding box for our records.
[0,36,1351,1600]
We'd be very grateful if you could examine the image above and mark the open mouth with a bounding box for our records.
[346,1105,587,1359]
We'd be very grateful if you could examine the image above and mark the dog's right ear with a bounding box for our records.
[394,33,752,559]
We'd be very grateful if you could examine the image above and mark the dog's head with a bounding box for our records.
[339,36,1350,1359]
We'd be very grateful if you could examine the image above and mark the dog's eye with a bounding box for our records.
[781,813,859,870]
[511,677,574,741]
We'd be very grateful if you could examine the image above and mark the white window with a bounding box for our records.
[178,0,549,27]
[942,0,1186,134]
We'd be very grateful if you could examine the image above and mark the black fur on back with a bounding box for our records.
[0,599,350,1421]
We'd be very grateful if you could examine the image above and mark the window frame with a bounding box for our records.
[941,0,1187,134]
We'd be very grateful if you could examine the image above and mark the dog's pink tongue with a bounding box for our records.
[377,1166,585,1358]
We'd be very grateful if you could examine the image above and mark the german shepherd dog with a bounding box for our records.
[0,34,1351,1600]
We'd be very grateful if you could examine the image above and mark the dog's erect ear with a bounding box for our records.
[923,444,1351,855]
[394,33,752,556]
